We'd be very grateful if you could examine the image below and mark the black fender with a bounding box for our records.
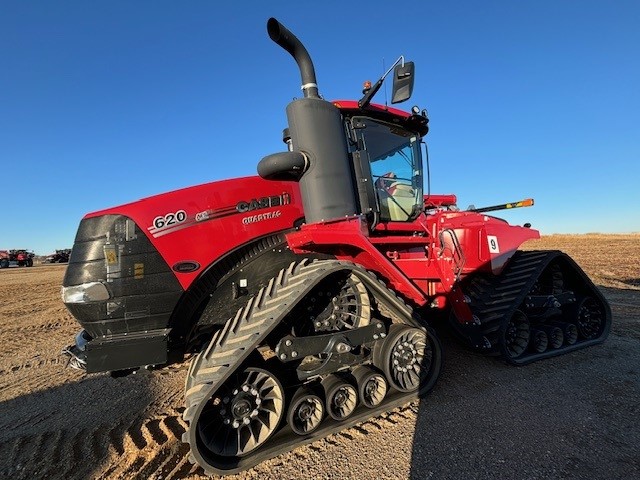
[166,231,329,359]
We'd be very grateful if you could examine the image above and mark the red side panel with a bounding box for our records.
[425,211,540,275]
[86,176,304,290]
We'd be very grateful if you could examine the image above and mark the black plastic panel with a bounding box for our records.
[84,329,169,373]
[63,215,183,338]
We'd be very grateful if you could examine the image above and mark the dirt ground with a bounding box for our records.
[0,234,638,479]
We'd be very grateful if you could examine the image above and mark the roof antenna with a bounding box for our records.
[383,58,388,107]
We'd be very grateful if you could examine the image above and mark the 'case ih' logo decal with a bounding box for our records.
[236,193,290,213]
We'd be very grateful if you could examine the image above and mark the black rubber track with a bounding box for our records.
[182,259,443,475]
[458,250,612,365]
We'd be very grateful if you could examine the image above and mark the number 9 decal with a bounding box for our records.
[487,235,500,254]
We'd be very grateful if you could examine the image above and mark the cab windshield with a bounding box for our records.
[354,116,423,222]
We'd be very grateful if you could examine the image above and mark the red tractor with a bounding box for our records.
[62,19,610,475]
[0,249,34,268]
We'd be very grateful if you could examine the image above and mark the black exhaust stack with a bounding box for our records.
[259,18,358,224]
[267,18,319,99]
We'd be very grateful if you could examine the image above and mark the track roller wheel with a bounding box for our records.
[287,386,324,436]
[196,367,284,458]
[540,325,564,349]
[374,324,436,394]
[529,329,548,353]
[573,296,606,340]
[352,366,387,408]
[551,321,578,345]
[322,375,357,421]
[502,310,530,359]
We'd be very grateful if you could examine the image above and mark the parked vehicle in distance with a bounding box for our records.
[0,249,34,268]
[43,249,72,264]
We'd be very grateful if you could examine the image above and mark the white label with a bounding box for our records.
[487,235,500,254]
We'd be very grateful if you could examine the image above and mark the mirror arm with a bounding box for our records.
[358,56,404,109]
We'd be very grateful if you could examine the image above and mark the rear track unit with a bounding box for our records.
[457,250,611,365]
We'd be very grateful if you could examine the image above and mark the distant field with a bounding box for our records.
[522,233,640,290]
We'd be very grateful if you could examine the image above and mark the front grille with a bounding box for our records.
[63,215,183,338]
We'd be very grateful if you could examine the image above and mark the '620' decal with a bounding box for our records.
[149,210,187,233]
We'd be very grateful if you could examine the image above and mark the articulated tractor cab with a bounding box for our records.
[62,18,611,475]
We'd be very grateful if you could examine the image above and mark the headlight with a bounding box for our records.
[61,282,111,303]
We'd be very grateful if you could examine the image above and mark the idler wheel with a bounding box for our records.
[196,367,284,457]
[503,310,530,359]
[322,375,357,421]
[529,329,548,353]
[374,324,432,393]
[352,366,387,408]
[574,296,605,340]
[287,387,324,435]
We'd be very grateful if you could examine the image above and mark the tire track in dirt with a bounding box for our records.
[0,319,75,363]
[0,367,75,401]
[1,411,191,480]
[610,301,640,309]
[96,412,191,480]
[0,356,65,376]
[95,399,422,479]
[1,320,66,334]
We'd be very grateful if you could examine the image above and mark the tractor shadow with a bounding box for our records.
[410,289,640,480]
[0,370,160,480]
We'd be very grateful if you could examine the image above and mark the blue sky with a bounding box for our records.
[1,1,639,254]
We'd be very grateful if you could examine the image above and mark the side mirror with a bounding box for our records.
[391,61,414,104]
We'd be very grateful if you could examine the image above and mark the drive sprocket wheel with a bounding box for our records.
[530,262,564,296]
[195,367,284,458]
[292,271,372,376]
[296,272,371,335]
[374,324,435,394]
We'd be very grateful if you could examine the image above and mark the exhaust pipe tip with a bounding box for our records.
[267,17,283,43]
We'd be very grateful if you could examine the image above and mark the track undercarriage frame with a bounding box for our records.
[183,259,443,475]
